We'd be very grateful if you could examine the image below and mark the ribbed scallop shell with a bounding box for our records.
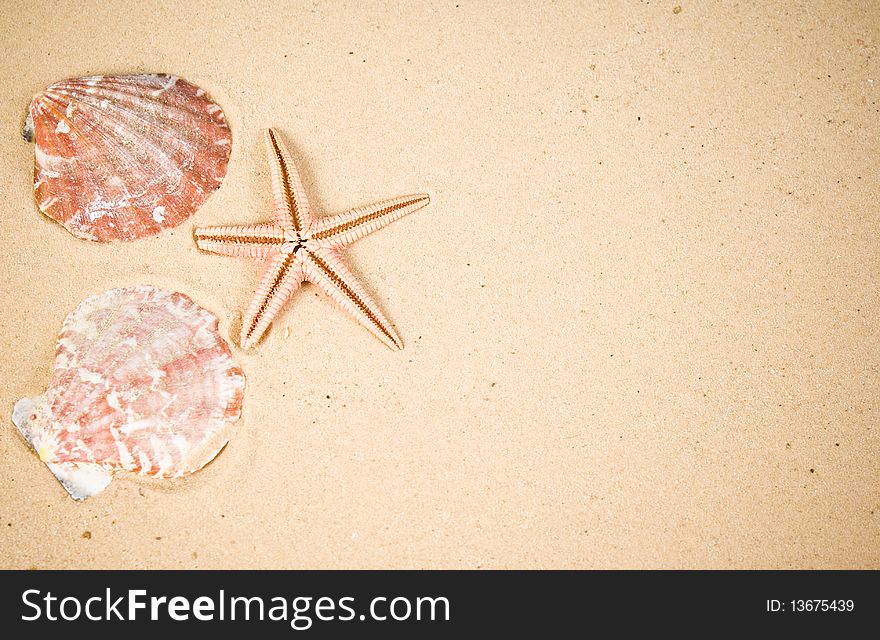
[12,286,245,500]
[25,74,231,242]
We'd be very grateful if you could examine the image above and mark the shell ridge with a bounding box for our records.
[46,96,186,238]
[35,93,153,238]
[56,92,220,234]
[37,114,105,240]
[49,83,222,140]
[50,75,227,134]
[14,286,244,498]
[46,86,201,154]
[46,90,184,188]
[29,74,230,242]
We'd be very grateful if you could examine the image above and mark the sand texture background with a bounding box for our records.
[0,0,877,569]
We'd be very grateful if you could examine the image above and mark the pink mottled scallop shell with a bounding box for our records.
[24,74,231,242]
[12,286,245,500]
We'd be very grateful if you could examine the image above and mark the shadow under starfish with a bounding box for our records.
[194,128,430,350]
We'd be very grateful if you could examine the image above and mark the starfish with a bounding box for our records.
[194,128,429,350]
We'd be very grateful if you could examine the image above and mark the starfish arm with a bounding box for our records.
[265,128,314,234]
[311,194,430,248]
[240,250,305,349]
[302,248,403,350]
[194,224,287,259]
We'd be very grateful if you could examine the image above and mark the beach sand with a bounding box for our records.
[0,0,877,568]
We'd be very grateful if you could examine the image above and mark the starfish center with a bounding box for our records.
[285,240,306,253]
[282,230,309,253]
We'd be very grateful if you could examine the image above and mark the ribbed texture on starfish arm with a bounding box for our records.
[265,128,313,233]
[191,128,429,350]
[302,249,402,350]
[312,194,430,248]
[240,251,305,349]
[195,224,286,258]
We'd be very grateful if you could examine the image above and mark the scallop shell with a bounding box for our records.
[12,286,245,500]
[24,74,231,242]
